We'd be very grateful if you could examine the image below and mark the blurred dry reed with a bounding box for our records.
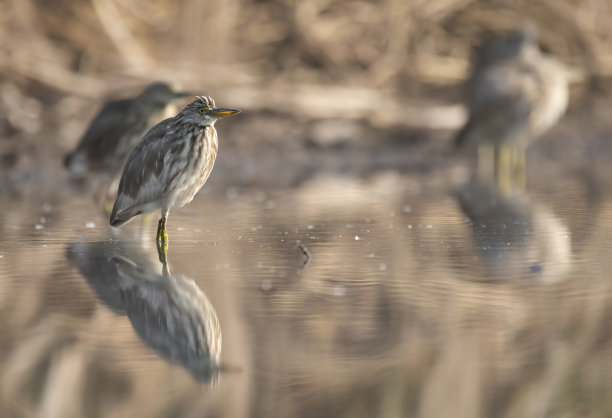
[0,0,610,101]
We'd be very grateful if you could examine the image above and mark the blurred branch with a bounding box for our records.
[90,0,153,70]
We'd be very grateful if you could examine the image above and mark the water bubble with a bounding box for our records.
[35,224,44,230]
[354,236,360,241]
[332,285,346,297]
[261,280,272,291]
[402,205,412,213]
[85,221,95,228]
[177,226,185,231]
[378,263,387,272]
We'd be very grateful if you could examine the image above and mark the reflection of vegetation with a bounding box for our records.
[0,0,605,92]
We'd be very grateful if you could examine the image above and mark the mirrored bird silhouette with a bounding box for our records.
[66,240,223,383]
[64,82,190,211]
[457,178,571,282]
[456,25,577,193]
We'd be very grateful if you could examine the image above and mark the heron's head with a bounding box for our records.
[179,95,240,127]
[476,23,540,70]
[138,81,190,106]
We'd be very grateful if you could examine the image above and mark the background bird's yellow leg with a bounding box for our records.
[139,213,153,242]
[497,146,512,194]
[103,199,114,216]
[512,148,526,191]
[477,142,495,184]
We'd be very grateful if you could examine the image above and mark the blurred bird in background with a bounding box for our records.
[109,95,239,260]
[455,24,583,193]
[64,81,190,212]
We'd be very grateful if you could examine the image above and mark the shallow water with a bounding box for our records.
[1,169,612,418]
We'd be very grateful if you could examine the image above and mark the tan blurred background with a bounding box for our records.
[1,0,612,179]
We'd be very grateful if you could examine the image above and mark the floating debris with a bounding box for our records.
[332,285,345,297]
[295,240,312,267]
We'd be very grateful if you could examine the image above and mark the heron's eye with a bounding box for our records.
[198,107,211,114]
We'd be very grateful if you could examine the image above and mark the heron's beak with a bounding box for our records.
[209,108,240,117]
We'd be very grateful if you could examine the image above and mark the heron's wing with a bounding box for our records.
[110,120,174,223]
[76,99,133,162]
[456,63,537,147]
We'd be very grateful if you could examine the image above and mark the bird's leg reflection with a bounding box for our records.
[156,237,168,264]
[477,142,495,184]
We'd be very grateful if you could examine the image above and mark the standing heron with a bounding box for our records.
[455,25,575,192]
[64,82,190,211]
[109,95,239,257]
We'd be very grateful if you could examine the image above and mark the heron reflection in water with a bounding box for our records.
[456,24,582,193]
[66,240,223,383]
[458,178,571,282]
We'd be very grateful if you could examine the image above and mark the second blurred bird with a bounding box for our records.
[64,81,190,211]
[456,25,580,192]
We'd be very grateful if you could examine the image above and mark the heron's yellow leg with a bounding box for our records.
[156,217,169,242]
[497,146,512,195]
[156,217,168,263]
[477,142,495,184]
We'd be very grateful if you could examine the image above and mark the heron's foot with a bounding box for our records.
[155,217,169,243]
[156,239,168,264]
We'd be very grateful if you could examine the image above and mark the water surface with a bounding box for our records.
[1,170,611,418]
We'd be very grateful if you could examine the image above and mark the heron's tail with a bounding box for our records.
[109,205,140,227]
